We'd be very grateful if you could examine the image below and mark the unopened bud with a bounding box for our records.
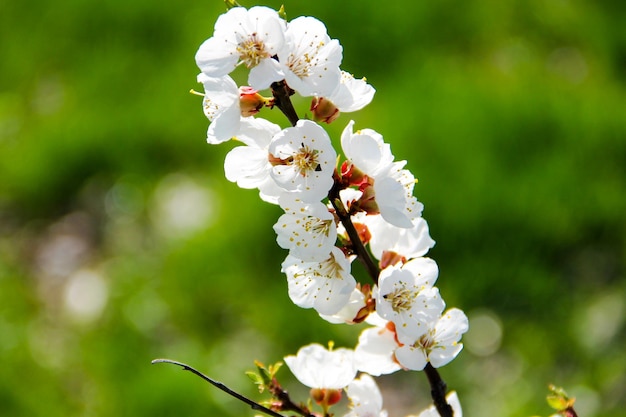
[310,388,343,406]
[311,97,340,124]
[239,86,267,117]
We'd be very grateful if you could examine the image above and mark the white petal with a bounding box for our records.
[428,343,463,368]
[207,105,242,143]
[374,177,413,228]
[282,247,356,315]
[329,72,376,112]
[366,213,435,260]
[401,257,439,290]
[224,145,269,188]
[195,36,239,77]
[248,58,284,90]
[354,326,402,376]
[284,343,356,389]
[346,374,385,417]
[395,345,428,371]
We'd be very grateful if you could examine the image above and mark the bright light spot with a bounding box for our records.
[63,269,109,324]
[465,309,503,356]
[574,291,624,353]
[151,173,216,239]
[569,385,600,417]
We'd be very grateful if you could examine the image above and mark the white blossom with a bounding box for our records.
[282,247,357,315]
[395,308,469,370]
[341,121,421,228]
[341,120,394,178]
[373,161,420,228]
[278,16,343,97]
[327,71,376,113]
[284,343,356,389]
[274,194,337,262]
[269,120,337,203]
[195,6,285,90]
[376,263,444,338]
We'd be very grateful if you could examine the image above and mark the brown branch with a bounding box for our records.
[424,363,453,417]
[270,80,299,127]
[328,172,381,285]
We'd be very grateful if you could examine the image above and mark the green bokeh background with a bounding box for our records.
[1,0,625,416]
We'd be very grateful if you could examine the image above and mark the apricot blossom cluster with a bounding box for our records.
[195,5,467,417]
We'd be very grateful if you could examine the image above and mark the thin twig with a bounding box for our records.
[151,358,286,417]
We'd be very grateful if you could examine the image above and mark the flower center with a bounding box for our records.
[285,41,325,79]
[418,330,436,350]
[316,252,344,280]
[383,287,415,313]
[292,143,321,177]
[236,33,269,68]
[305,217,333,239]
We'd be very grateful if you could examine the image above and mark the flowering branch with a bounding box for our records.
[186,4,470,417]
[152,359,286,417]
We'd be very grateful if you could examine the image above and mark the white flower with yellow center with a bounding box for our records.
[282,246,356,315]
[278,16,343,97]
[376,261,443,338]
[269,120,337,203]
[274,194,337,262]
[195,6,285,90]
[395,308,469,371]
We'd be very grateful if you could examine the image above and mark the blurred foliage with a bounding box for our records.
[1,0,625,416]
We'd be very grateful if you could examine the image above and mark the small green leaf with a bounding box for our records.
[224,0,241,10]
[278,5,287,20]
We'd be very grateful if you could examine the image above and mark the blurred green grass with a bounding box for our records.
[1,0,625,416]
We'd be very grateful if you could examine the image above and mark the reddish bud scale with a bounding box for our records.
[385,321,404,347]
[310,97,340,124]
[340,162,367,187]
[352,222,372,245]
[379,250,406,270]
[356,184,379,215]
[239,86,267,117]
